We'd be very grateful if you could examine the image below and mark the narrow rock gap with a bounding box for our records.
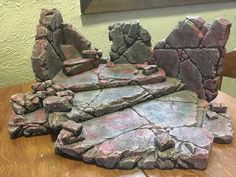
[141,169,149,177]
[88,89,103,106]
[131,107,154,125]
[44,34,63,62]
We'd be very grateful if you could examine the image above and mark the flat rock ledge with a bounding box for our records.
[54,90,233,170]
[55,108,214,170]
[53,64,166,92]
[8,79,234,170]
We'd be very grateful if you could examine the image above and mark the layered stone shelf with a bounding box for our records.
[53,64,166,92]
[55,90,233,169]
[8,8,234,171]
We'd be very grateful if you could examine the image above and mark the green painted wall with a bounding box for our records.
[0,0,235,96]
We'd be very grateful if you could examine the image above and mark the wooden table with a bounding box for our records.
[0,83,236,177]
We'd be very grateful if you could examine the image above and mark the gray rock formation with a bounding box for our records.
[153,16,231,101]
[32,8,92,81]
[109,20,152,64]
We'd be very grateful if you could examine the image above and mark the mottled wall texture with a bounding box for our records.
[0,0,236,95]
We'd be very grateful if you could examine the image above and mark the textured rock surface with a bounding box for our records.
[63,24,91,53]
[9,75,234,169]
[9,109,49,138]
[45,77,181,129]
[154,16,231,101]
[62,58,99,76]
[31,8,93,81]
[109,21,152,64]
[133,99,197,128]
[70,77,181,118]
[53,64,166,92]
[203,105,234,144]
[43,96,73,113]
[10,93,42,115]
[55,92,215,169]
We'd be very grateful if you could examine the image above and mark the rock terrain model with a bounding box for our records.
[154,16,231,101]
[8,9,234,170]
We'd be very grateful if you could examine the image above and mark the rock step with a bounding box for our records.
[53,64,166,92]
[54,92,215,169]
[8,108,49,138]
[48,77,182,131]
[62,58,99,76]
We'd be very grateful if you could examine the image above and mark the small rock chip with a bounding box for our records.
[31,82,42,91]
[84,107,95,114]
[133,70,139,75]
[136,64,159,75]
[56,90,74,97]
[46,87,56,96]
[36,91,47,99]
[11,93,25,106]
[45,80,54,87]
[24,93,37,101]
[142,65,159,75]
[11,102,26,115]
[156,133,175,152]
[43,96,72,112]
[62,120,82,136]
[60,129,84,145]
[82,49,98,59]
[206,110,218,120]
[52,84,65,91]
[37,82,46,91]
[210,102,227,113]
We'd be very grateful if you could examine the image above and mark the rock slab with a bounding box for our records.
[154,16,231,101]
[109,21,152,64]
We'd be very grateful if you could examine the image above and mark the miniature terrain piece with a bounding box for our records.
[154,16,231,101]
[8,9,234,171]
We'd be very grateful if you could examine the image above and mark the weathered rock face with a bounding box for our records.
[63,24,91,53]
[109,20,152,64]
[153,16,231,101]
[8,109,49,138]
[10,93,42,115]
[32,9,64,81]
[32,8,93,81]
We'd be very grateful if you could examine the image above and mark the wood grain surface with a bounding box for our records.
[80,0,234,14]
[222,50,236,79]
[0,83,235,177]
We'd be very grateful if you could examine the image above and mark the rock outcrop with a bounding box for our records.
[109,20,152,64]
[32,8,93,81]
[153,16,231,101]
